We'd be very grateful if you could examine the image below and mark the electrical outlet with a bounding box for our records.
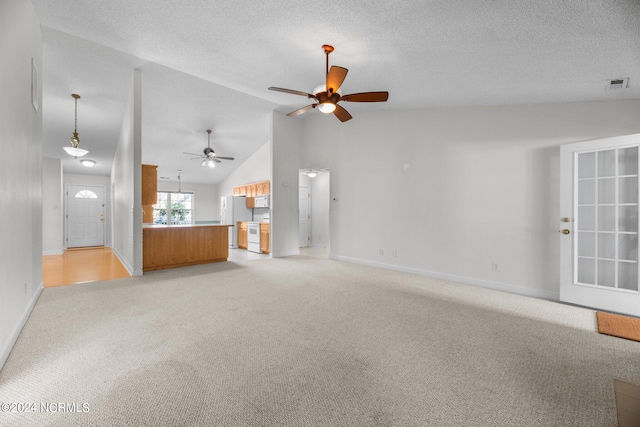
[379,249,384,255]
[492,263,500,272]
[392,250,398,257]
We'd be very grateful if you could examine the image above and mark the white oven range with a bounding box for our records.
[247,222,261,253]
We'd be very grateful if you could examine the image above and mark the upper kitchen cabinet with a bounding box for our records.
[233,180,270,197]
[142,164,158,205]
[142,164,158,223]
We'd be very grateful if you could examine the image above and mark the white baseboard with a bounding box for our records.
[42,249,64,256]
[0,283,44,371]
[111,247,140,276]
[330,254,559,302]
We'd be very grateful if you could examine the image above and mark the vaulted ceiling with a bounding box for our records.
[32,0,640,184]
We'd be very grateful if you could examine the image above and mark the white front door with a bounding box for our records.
[67,185,105,248]
[299,186,310,247]
[560,133,640,316]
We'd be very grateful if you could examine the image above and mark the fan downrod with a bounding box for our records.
[323,45,334,75]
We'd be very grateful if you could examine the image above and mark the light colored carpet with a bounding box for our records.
[1,253,639,426]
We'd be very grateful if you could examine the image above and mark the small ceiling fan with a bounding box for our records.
[268,44,389,122]
[183,129,234,168]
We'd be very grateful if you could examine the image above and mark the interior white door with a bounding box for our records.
[299,186,310,247]
[560,133,640,316]
[67,185,105,248]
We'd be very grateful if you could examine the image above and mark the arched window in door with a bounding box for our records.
[75,190,98,199]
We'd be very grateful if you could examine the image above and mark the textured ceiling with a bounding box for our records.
[32,0,640,183]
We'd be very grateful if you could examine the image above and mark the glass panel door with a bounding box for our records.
[575,147,639,291]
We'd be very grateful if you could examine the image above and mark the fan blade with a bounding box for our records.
[326,66,348,94]
[340,92,389,102]
[189,157,203,160]
[287,104,316,117]
[269,87,316,99]
[183,152,203,157]
[215,156,234,161]
[333,104,352,122]
[213,158,222,163]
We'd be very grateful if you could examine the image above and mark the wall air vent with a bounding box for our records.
[607,78,629,90]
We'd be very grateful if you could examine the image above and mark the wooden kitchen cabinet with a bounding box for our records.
[142,164,158,223]
[233,180,271,198]
[246,197,255,208]
[142,164,158,204]
[260,223,270,254]
[142,225,231,271]
[237,221,248,249]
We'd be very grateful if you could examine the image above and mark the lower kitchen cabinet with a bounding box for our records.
[142,225,231,271]
[260,223,270,254]
[238,221,248,249]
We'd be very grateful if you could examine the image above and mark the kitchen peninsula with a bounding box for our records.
[142,224,232,272]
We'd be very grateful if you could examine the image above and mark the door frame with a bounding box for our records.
[299,185,310,247]
[65,184,107,249]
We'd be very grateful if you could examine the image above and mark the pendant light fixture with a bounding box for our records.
[63,93,89,157]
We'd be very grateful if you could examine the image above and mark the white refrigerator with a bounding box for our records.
[221,196,253,248]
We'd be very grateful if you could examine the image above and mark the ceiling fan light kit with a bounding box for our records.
[202,158,215,168]
[64,93,89,157]
[268,44,389,122]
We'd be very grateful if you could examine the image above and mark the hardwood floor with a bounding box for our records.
[42,247,130,288]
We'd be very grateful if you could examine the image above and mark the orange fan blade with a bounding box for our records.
[333,104,352,122]
[326,66,348,94]
[287,104,316,117]
[269,87,317,99]
[340,91,389,102]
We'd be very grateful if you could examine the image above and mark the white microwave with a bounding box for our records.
[255,195,270,208]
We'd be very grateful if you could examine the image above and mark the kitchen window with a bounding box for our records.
[153,191,193,225]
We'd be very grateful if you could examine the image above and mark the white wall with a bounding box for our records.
[217,140,271,200]
[111,70,142,276]
[0,0,43,370]
[42,158,64,254]
[271,112,303,257]
[300,100,640,300]
[310,171,330,248]
[157,181,218,222]
[64,173,112,247]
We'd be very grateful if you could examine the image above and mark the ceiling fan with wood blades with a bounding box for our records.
[183,129,234,168]
[269,45,389,122]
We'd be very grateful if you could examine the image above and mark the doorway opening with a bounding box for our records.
[299,169,330,255]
